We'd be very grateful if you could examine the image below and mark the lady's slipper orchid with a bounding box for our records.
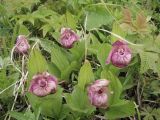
[15,35,30,54]
[60,27,79,48]
[106,40,132,68]
[29,72,58,97]
[87,79,110,109]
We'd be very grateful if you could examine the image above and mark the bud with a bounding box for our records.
[60,28,79,48]
[15,35,30,54]
[106,40,132,68]
[29,72,58,97]
[87,79,110,109]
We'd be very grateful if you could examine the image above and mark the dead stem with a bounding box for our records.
[6,54,28,120]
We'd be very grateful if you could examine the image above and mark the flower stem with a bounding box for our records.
[134,102,141,120]
[91,28,143,47]
[84,13,88,61]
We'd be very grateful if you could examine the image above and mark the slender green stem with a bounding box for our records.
[84,13,88,61]
[91,28,143,46]
[134,102,141,120]
[88,2,122,7]
[0,81,19,95]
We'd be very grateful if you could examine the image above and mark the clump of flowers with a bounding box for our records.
[15,35,30,54]
[106,40,132,68]
[87,79,110,109]
[60,27,79,48]
[29,72,58,97]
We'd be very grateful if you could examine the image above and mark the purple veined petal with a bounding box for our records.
[106,47,116,65]
[15,35,30,54]
[106,40,132,68]
[111,48,132,68]
[60,27,79,48]
[29,72,58,97]
[87,79,110,109]
[61,27,67,34]
[106,50,112,65]
[47,80,57,93]
[31,86,51,97]
[94,79,110,87]
[93,93,108,108]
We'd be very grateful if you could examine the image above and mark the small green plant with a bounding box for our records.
[0,0,159,120]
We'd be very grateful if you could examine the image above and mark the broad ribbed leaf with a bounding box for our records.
[51,47,70,72]
[139,51,159,74]
[9,111,34,120]
[78,60,94,90]
[47,62,61,79]
[40,39,55,53]
[65,86,95,114]
[156,60,160,77]
[27,88,63,119]
[86,6,113,30]
[66,11,77,30]
[41,24,52,37]
[97,43,111,68]
[4,0,40,14]
[101,69,122,105]
[105,100,135,119]
[61,61,79,80]
[28,49,48,78]
[111,22,126,42]
[19,24,30,35]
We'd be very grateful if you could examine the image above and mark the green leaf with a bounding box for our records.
[97,31,110,42]
[155,34,160,47]
[19,24,30,35]
[101,69,122,105]
[88,44,99,55]
[51,47,70,72]
[41,24,52,37]
[156,60,160,77]
[9,112,28,120]
[47,62,61,79]
[61,61,79,80]
[16,14,35,25]
[78,60,94,90]
[66,11,77,30]
[0,4,7,16]
[111,22,126,42]
[97,43,111,68]
[51,43,84,80]
[65,86,95,114]
[105,100,135,119]
[32,6,58,18]
[9,109,37,120]
[0,66,19,99]
[40,39,55,53]
[139,51,159,74]
[86,6,113,30]
[4,0,40,14]
[28,49,48,78]
[34,107,41,120]
[69,41,85,61]
[27,88,63,119]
